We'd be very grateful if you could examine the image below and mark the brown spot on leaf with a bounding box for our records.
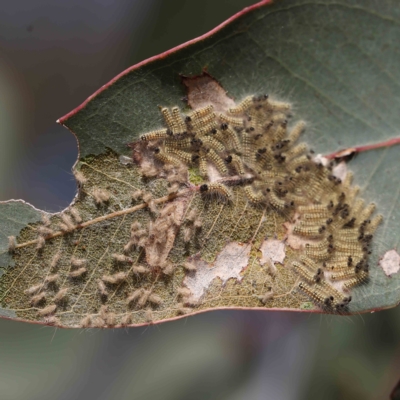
[181,71,236,112]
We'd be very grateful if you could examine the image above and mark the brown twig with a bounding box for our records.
[325,137,400,160]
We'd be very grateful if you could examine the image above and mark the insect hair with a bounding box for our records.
[92,316,105,328]
[53,288,68,303]
[193,217,203,229]
[36,236,46,250]
[99,304,108,320]
[44,274,59,284]
[37,226,53,236]
[183,262,197,272]
[105,312,117,326]
[182,297,198,307]
[112,253,132,263]
[186,209,198,222]
[167,182,180,195]
[69,267,87,278]
[8,236,17,253]
[265,259,277,277]
[183,226,193,243]
[30,292,46,306]
[37,304,57,316]
[257,290,274,304]
[58,223,69,233]
[121,314,133,326]
[142,191,153,204]
[102,272,128,284]
[71,257,87,268]
[177,305,192,315]
[97,279,108,297]
[80,315,92,328]
[132,265,149,275]
[145,308,154,323]
[41,213,51,226]
[74,170,87,186]
[176,287,192,298]
[49,255,64,273]
[92,188,110,205]
[24,284,44,295]
[162,263,175,276]
[61,214,76,231]
[148,294,163,305]
[44,316,60,326]
[137,290,152,308]
[132,189,143,201]
[126,289,144,305]
[70,207,82,224]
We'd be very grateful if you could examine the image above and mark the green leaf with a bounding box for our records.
[1,0,399,328]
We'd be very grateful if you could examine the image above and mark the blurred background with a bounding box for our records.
[0,0,399,399]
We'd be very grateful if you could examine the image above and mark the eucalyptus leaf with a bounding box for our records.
[1,0,399,328]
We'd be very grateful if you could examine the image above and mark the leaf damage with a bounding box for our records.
[184,242,251,301]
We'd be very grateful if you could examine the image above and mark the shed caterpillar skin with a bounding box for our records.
[37,304,57,316]
[69,267,87,278]
[102,272,128,284]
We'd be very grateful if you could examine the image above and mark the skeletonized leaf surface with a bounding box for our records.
[1,0,400,328]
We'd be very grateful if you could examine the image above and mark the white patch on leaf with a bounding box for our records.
[119,155,133,165]
[332,161,348,181]
[313,154,329,166]
[379,250,400,276]
[259,239,286,265]
[184,242,250,301]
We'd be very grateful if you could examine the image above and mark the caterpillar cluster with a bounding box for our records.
[138,95,382,312]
